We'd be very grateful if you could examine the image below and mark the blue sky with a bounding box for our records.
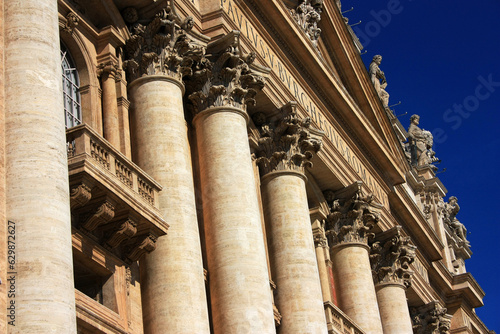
[344,0,500,330]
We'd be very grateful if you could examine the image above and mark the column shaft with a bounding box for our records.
[102,72,120,149]
[130,76,210,334]
[262,172,327,333]
[194,107,276,334]
[331,244,383,334]
[316,244,331,303]
[4,0,77,332]
[376,284,413,334]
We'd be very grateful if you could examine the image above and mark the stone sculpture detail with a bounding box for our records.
[411,302,452,334]
[122,3,204,82]
[324,183,380,246]
[441,196,469,246]
[369,228,416,287]
[254,102,322,175]
[187,31,266,113]
[290,0,323,48]
[369,55,390,107]
[407,114,438,168]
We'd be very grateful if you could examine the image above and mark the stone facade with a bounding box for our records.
[0,1,492,333]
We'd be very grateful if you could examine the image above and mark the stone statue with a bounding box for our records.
[443,196,469,245]
[369,55,389,107]
[407,114,436,168]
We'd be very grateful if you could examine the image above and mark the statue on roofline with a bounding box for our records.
[369,55,390,108]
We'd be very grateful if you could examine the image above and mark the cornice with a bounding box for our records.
[239,0,405,187]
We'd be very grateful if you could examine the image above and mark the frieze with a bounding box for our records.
[220,0,389,208]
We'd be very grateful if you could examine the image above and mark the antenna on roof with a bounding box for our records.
[436,168,447,174]
[389,101,401,108]
[349,20,362,27]
[342,7,354,14]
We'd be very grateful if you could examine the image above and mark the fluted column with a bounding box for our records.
[99,61,121,150]
[325,182,384,334]
[256,103,327,334]
[189,31,276,334]
[370,226,416,334]
[4,0,76,332]
[124,6,210,334]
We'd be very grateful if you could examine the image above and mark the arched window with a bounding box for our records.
[61,43,82,128]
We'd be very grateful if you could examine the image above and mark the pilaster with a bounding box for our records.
[411,301,453,334]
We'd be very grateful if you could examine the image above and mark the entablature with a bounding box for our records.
[214,0,405,188]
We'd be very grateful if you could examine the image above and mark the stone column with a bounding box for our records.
[325,182,384,334]
[256,103,326,334]
[99,61,121,150]
[4,0,77,333]
[370,226,416,334]
[189,32,276,334]
[124,7,210,334]
[410,301,452,334]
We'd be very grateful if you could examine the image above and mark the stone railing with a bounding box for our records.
[325,302,366,334]
[66,124,161,209]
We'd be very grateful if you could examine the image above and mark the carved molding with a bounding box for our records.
[411,302,452,334]
[70,183,92,210]
[187,31,268,114]
[81,200,115,231]
[370,227,416,288]
[290,0,323,48]
[106,219,138,248]
[127,232,158,262]
[255,102,322,176]
[122,2,204,83]
[324,182,381,246]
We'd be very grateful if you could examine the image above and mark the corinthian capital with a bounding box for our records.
[411,302,452,334]
[186,31,269,114]
[122,2,206,82]
[369,226,416,287]
[324,182,381,246]
[255,102,322,175]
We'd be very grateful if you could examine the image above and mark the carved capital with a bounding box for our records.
[411,302,452,334]
[98,61,120,80]
[187,31,267,114]
[106,218,138,248]
[81,200,115,231]
[122,2,204,82]
[290,0,323,48]
[370,227,416,288]
[324,182,381,246]
[70,182,92,210]
[62,12,79,35]
[255,102,322,175]
[127,232,158,262]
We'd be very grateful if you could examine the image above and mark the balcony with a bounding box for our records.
[325,302,366,334]
[66,123,168,263]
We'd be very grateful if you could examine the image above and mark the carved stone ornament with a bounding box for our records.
[411,302,452,334]
[255,102,322,175]
[122,2,204,82]
[290,0,323,48]
[81,200,115,232]
[441,196,470,246]
[187,31,267,114]
[62,12,79,35]
[97,61,121,81]
[126,232,158,263]
[105,218,138,248]
[324,182,381,246]
[70,182,92,210]
[369,227,416,288]
[407,114,439,169]
[369,55,390,108]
